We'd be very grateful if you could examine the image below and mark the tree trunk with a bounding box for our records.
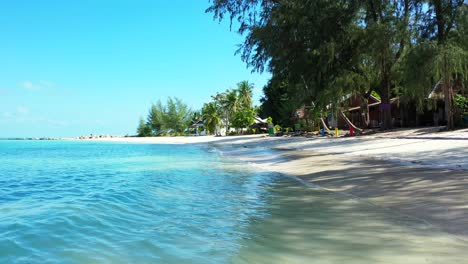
[360,95,371,128]
[400,104,407,127]
[380,78,393,130]
[444,80,455,130]
[442,48,455,130]
[365,104,370,128]
[433,0,460,130]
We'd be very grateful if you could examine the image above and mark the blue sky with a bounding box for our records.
[0,0,270,138]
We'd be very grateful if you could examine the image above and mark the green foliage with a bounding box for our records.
[371,91,381,100]
[136,117,152,137]
[191,111,202,124]
[208,0,467,129]
[233,80,256,131]
[202,102,221,134]
[147,101,164,133]
[209,0,366,112]
[204,80,256,134]
[266,116,273,124]
[454,94,468,114]
[211,88,238,132]
[274,124,282,133]
[299,119,307,130]
[237,81,254,109]
[141,97,192,136]
[164,97,192,134]
[399,2,467,128]
[232,108,255,130]
[198,0,468,133]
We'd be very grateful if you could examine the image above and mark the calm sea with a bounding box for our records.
[0,141,467,263]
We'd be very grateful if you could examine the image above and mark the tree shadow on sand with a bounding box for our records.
[229,176,468,264]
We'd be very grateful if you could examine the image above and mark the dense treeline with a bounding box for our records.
[137,97,193,136]
[202,81,256,135]
[137,81,256,137]
[207,0,467,130]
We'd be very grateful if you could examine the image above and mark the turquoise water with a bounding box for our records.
[1,141,467,263]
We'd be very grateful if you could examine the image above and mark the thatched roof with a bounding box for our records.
[191,121,204,127]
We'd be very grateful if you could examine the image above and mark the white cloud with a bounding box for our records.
[21,81,42,90]
[20,80,57,92]
[17,106,29,115]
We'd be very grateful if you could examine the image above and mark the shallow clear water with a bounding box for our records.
[0,141,467,263]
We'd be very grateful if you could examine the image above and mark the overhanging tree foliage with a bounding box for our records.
[208,0,382,127]
[400,1,467,129]
[207,0,468,130]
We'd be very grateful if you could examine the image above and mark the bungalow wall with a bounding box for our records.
[395,100,445,127]
[369,105,381,127]
[337,98,439,129]
[302,96,449,130]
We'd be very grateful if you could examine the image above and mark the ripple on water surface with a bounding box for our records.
[0,141,467,264]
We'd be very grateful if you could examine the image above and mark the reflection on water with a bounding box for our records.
[0,141,467,263]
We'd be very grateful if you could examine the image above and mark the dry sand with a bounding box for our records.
[81,128,468,239]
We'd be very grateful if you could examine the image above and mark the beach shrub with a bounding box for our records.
[232,108,255,131]
[274,124,282,132]
[454,94,468,114]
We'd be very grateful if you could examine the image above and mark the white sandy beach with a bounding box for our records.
[82,127,468,239]
[83,127,468,170]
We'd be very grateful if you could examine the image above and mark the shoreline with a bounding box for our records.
[77,129,468,239]
[76,127,468,171]
[217,143,468,241]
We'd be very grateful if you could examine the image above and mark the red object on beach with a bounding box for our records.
[350,126,354,136]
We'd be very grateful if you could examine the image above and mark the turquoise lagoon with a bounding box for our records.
[0,141,467,263]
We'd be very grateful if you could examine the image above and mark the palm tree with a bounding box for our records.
[225,89,238,113]
[224,89,239,133]
[237,81,254,109]
[212,89,239,134]
[202,102,220,135]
